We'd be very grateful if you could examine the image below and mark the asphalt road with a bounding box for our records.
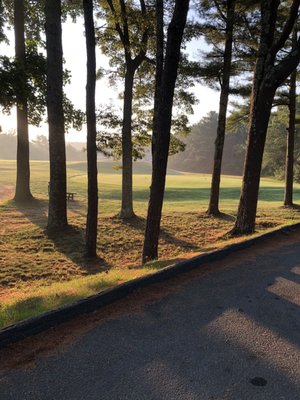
[1,232,300,399]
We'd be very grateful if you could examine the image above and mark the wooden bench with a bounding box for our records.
[66,192,76,201]
[48,183,76,201]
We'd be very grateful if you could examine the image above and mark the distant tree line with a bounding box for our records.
[0,132,86,161]
[169,111,246,176]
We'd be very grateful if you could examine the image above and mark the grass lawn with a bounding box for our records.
[1,159,300,328]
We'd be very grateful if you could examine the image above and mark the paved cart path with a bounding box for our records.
[1,230,300,400]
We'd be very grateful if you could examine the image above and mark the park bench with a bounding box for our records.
[66,192,76,201]
[48,182,76,201]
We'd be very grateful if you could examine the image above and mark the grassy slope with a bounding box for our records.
[0,160,300,328]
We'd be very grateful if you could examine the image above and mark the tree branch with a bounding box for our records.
[144,55,155,65]
[119,0,130,50]
[213,0,227,22]
[271,0,300,56]
[132,0,149,69]
[105,0,127,49]
[271,36,300,87]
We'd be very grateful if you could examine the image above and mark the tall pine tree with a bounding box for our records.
[232,0,300,235]
[45,0,68,229]
[142,0,190,262]
[84,0,99,257]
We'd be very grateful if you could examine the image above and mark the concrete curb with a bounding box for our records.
[1,222,300,349]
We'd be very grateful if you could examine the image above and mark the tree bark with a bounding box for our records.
[152,0,164,149]
[13,0,33,203]
[207,0,235,216]
[233,89,275,234]
[284,56,297,206]
[232,0,300,235]
[84,0,98,257]
[119,65,135,219]
[45,0,68,229]
[142,0,190,262]
[83,0,98,257]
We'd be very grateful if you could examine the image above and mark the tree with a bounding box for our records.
[84,0,98,257]
[232,0,300,235]
[95,103,187,162]
[284,29,298,207]
[142,0,190,262]
[205,0,236,216]
[45,0,68,229]
[13,0,33,202]
[196,0,261,215]
[99,0,150,219]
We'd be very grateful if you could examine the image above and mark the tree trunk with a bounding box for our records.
[207,0,235,216]
[232,90,275,234]
[284,59,297,206]
[13,0,33,203]
[151,0,164,149]
[84,0,98,257]
[45,0,68,230]
[119,66,135,219]
[232,0,300,235]
[142,0,190,262]
[142,0,164,262]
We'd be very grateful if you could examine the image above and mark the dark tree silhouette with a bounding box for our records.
[142,0,190,262]
[207,0,236,216]
[232,0,300,235]
[45,0,68,229]
[13,0,33,202]
[284,69,297,207]
[102,0,149,219]
[284,29,298,207]
[84,0,98,257]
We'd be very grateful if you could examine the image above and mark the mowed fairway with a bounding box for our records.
[1,159,300,328]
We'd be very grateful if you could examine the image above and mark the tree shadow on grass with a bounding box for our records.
[204,211,236,222]
[280,203,300,210]
[67,200,87,218]
[12,198,49,228]
[119,215,198,251]
[14,200,111,276]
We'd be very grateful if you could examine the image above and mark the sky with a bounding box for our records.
[0,17,220,143]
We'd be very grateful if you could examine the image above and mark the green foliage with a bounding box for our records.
[195,0,260,92]
[96,104,186,160]
[168,111,246,175]
[96,0,154,72]
[0,49,46,125]
[262,105,300,182]
[226,101,250,131]
[0,0,7,43]
[95,0,196,157]
[0,0,85,130]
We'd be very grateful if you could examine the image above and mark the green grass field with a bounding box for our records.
[1,159,300,328]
